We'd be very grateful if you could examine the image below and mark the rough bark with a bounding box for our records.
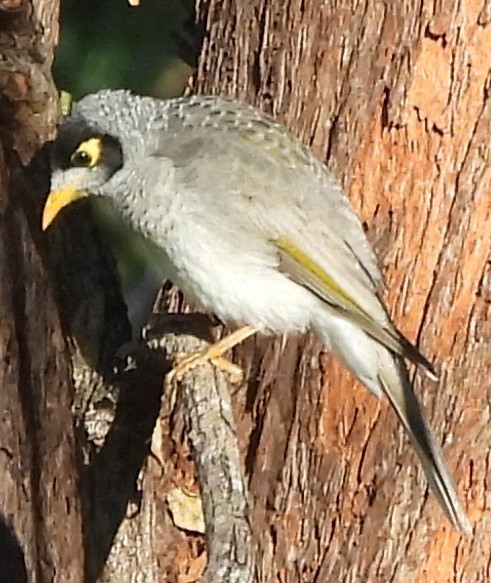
[0,0,86,581]
[180,0,489,581]
[0,2,138,582]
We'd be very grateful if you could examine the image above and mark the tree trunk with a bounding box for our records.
[180,0,489,581]
[0,0,86,581]
[0,2,134,582]
[3,0,488,581]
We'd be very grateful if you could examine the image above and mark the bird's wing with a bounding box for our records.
[151,114,434,374]
[154,99,383,285]
[273,235,436,375]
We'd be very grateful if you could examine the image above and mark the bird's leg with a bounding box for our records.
[168,324,259,383]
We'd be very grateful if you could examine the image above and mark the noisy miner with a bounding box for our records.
[42,89,471,534]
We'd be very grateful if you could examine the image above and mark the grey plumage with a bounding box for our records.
[44,89,471,533]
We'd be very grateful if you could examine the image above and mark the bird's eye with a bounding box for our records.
[70,150,92,167]
[70,137,103,168]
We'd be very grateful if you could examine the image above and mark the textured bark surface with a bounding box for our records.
[149,321,255,583]
[0,0,86,581]
[0,2,136,582]
[182,0,489,581]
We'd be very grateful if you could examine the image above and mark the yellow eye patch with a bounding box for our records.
[70,137,103,167]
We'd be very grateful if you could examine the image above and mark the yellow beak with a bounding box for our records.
[42,185,88,230]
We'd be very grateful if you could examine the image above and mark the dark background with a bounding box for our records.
[54,0,192,98]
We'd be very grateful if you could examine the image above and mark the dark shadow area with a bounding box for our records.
[83,344,167,583]
[83,311,217,582]
[18,144,132,374]
[0,513,28,583]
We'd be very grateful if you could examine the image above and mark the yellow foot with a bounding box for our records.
[168,351,244,384]
[166,324,259,384]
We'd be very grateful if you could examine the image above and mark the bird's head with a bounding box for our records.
[42,120,124,230]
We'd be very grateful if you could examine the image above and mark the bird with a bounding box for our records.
[42,89,471,534]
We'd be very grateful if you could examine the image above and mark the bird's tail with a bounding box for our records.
[318,315,472,534]
[377,357,471,534]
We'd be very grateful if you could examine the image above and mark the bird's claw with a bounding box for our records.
[167,350,244,384]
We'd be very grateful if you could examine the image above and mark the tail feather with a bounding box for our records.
[396,332,438,381]
[316,313,471,533]
[378,359,471,534]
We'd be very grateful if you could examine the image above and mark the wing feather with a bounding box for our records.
[275,237,436,378]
